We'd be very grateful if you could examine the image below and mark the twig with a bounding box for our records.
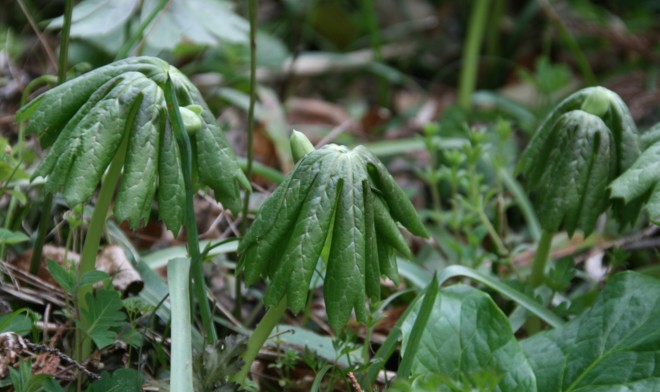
[347,372,364,392]
[15,0,58,71]
[0,332,100,380]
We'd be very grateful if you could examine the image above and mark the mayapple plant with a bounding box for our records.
[17,57,249,359]
[233,131,428,383]
[517,86,640,286]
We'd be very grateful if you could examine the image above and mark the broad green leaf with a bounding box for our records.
[401,285,537,391]
[521,272,660,391]
[49,0,139,37]
[78,289,126,349]
[0,228,29,245]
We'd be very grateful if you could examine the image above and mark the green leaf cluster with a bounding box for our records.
[16,56,248,233]
[239,144,428,332]
[517,86,640,235]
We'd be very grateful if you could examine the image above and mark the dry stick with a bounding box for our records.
[0,332,100,380]
[15,0,58,70]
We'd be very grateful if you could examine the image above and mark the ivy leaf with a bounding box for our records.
[78,289,126,349]
[401,285,537,391]
[240,143,428,333]
[521,272,660,391]
[18,56,247,234]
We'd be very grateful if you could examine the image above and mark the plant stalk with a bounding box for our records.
[530,229,553,288]
[29,0,73,276]
[237,0,258,321]
[75,123,131,362]
[458,0,490,110]
[164,78,217,343]
[233,296,288,384]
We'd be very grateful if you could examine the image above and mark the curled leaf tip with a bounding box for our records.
[290,130,316,163]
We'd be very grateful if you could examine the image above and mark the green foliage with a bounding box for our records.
[610,122,660,222]
[77,289,126,349]
[517,86,640,235]
[193,335,248,391]
[9,359,51,392]
[91,368,144,392]
[16,56,249,233]
[401,285,536,391]
[0,228,29,245]
[239,143,428,332]
[49,0,248,52]
[47,260,109,294]
[521,272,660,391]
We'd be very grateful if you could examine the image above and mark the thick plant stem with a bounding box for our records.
[164,78,217,343]
[233,296,287,384]
[530,230,553,288]
[237,0,258,320]
[168,258,194,392]
[75,128,130,362]
[458,0,490,110]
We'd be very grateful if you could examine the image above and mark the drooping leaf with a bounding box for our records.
[266,153,341,312]
[78,289,126,349]
[521,272,660,391]
[533,111,615,236]
[401,285,537,391]
[240,141,428,333]
[517,86,640,234]
[19,56,247,233]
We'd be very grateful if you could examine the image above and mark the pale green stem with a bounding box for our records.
[164,78,217,343]
[530,229,553,288]
[458,0,490,110]
[75,125,130,362]
[168,257,194,392]
[233,296,288,385]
